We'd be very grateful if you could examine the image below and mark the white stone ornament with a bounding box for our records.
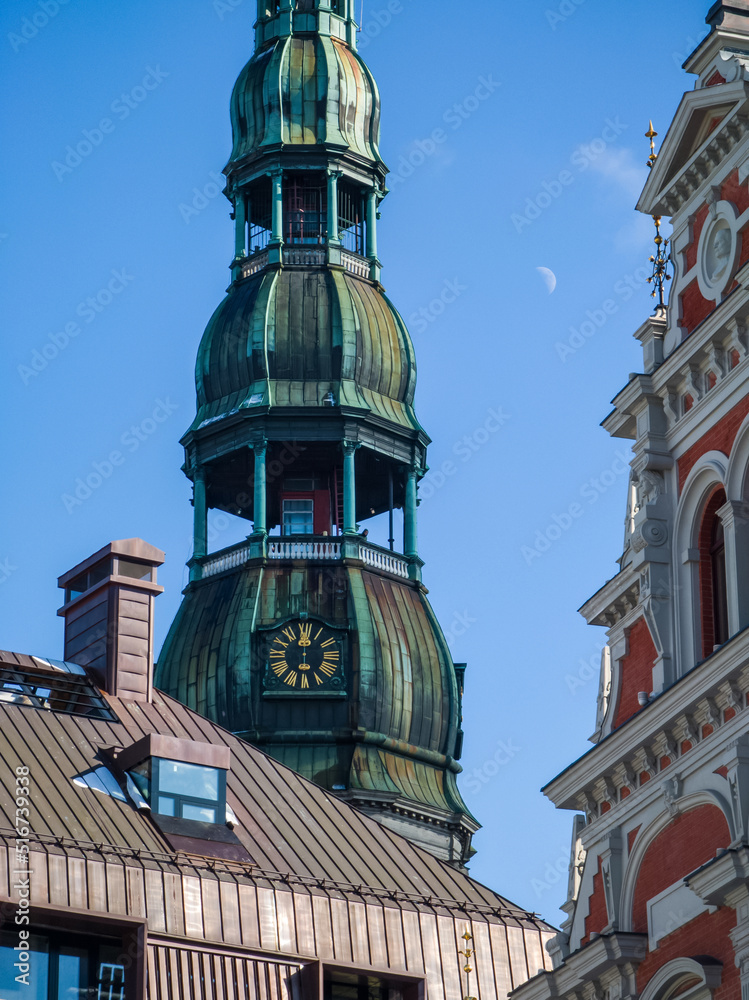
[697,200,739,301]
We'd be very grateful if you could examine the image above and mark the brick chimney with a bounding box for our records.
[58,539,164,702]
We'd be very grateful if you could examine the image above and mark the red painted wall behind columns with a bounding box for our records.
[613,618,657,729]
[581,857,608,945]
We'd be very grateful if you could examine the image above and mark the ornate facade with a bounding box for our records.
[513,4,749,1000]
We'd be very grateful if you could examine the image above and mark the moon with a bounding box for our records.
[536,266,557,294]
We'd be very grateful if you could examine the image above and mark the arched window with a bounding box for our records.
[699,488,728,657]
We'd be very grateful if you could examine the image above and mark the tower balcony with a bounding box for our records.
[239,245,372,281]
[196,535,411,581]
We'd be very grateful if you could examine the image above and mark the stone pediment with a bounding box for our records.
[637,78,749,217]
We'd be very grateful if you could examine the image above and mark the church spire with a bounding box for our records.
[156,3,478,866]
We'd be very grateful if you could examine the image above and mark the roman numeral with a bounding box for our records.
[299,623,312,640]
[323,651,340,661]
[301,675,309,689]
[319,663,336,677]
[284,670,298,687]
[315,675,323,685]
[273,638,288,649]
[320,638,336,648]
[282,627,296,642]
[314,627,323,640]
[272,663,287,677]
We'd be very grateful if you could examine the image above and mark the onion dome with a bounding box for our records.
[229,35,383,166]
[192,267,420,433]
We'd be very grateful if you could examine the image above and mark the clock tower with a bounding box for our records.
[156,0,478,865]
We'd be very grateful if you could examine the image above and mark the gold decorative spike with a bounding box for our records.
[459,927,478,1000]
[647,215,672,311]
[646,120,658,169]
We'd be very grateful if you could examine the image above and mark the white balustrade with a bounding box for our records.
[358,544,409,578]
[284,247,326,266]
[200,538,409,579]
[201,544,251,578]
[268,539,342,560]
[242,250,269,277]
[341,251,370,278]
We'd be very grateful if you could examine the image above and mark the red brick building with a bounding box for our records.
[513,4,749,1000]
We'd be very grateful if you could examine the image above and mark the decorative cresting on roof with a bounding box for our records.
[194,268,418,427]
[230,35,383,165]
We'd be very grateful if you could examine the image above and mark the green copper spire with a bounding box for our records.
[156,2,479,866]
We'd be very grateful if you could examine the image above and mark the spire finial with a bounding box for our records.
[459,927,478,1000]
[647,216,672,312]
[646,120,658,169]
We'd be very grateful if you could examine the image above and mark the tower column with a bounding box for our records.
[249,440,268,558]
[366,188,380,280]
[342,440,360,535]
[252,441,268,536]
[404,466,423,582]
[234,192,247,258]
[327,170,341,245]
[271,169,284,244]
[190,465,208,583]
[404,467,418,558]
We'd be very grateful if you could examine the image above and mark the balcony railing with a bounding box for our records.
[199,536,409,580]
[241,249,269,278]
[340,251,370,278]
[268,538,341,560]
[284,246,326,266]
[239,247,372,280]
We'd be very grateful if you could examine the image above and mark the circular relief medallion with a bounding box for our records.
[698,202,738,300]
[266,620,343,691]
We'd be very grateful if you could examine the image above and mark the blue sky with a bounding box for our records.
[0,0,710,920]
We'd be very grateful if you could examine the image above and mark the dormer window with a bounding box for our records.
[129,757,227,823]
[115,733,231,827]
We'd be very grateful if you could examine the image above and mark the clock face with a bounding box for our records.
[267,621,342,691]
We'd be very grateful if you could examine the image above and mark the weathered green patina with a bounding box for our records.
[156,0,478,864]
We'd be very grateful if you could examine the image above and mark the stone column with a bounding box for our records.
[718,500,749,637]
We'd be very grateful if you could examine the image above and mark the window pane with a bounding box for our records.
[182,803,217,823]
[157,795,176,816]
[117,560,152,581]
[283,499,314,535]
[97,945,126,1000]
[0,933,48,1000]
[58,945,88,1000]
[158,760,220,801]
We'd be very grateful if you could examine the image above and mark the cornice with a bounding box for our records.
[578,566,640,629]
[510,932,647,1000]
[543,627,749,814]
